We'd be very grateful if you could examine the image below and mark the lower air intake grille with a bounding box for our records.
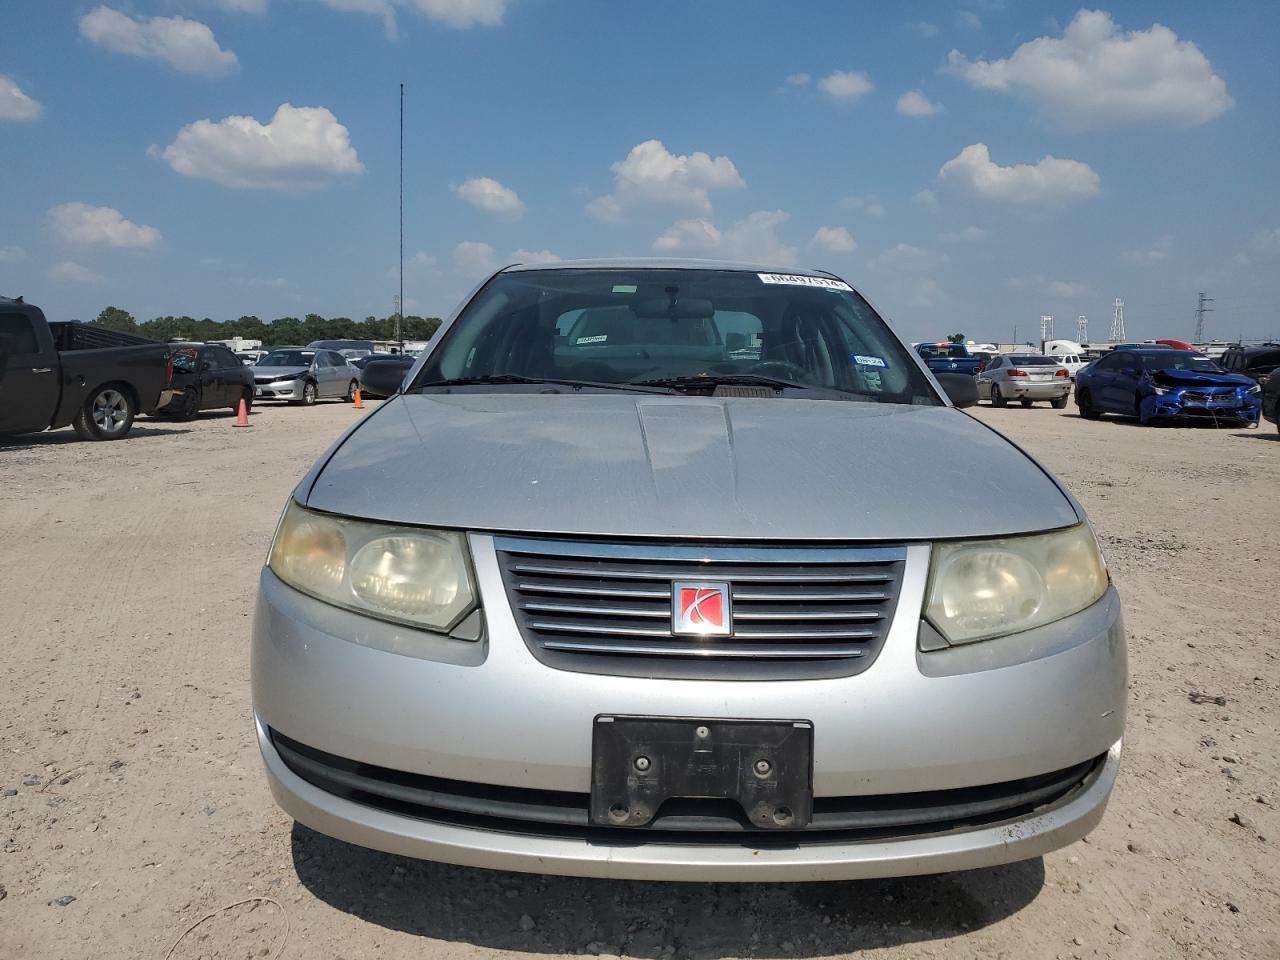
[494,537,906,680]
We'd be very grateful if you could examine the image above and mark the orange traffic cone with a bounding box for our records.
[233,396,250,427]
[353,386,364,409]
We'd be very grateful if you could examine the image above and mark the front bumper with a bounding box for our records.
[1141,392,1261,423]
[252,537,1126,880]
[255,378,302,399]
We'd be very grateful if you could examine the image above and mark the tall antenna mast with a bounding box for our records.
[1194,291,1213,343]
[1077,315,1088,343]
[397,82,404,348]
[1109,298,1125,343]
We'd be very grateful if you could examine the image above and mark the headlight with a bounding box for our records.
[1246,383,1261,395]
[924,524,1108,646]
[268,500,476,632]
[1150,384,1171,395]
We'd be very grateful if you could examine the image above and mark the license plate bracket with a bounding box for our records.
[590,716,814,829]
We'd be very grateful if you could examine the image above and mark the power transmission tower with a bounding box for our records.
[1193,291,1214,343]
[1077,315,1088,343]
[1040,314,1054,343]
[1109,298,1125,342]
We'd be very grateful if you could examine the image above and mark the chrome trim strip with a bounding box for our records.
[496,537,906,565]
[540,640,868,659]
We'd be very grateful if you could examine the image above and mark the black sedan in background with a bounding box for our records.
[352,354,415,399]
[156,342,256,421]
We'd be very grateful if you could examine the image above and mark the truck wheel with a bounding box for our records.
[174,386,202,422]
[1051,395,1069,409]
[991,384,1007,408]
[1020,398,1033,407]
[73,386,136,441]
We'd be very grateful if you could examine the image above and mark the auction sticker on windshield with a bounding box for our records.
[757,273,853,291]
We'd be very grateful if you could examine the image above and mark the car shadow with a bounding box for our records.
[291,824,1045,956]
[0,425,190,449]
[1056,412,1258,430]
[1232,429,1279,441]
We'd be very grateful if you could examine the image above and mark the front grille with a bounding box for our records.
[495,537,905,680]
[272,729,1103,846]
[1183,389,1238,405]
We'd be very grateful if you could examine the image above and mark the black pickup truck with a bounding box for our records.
[0,297,172,441]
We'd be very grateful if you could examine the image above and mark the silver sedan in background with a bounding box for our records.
[978,354,1072,408]
[253,347,360,405]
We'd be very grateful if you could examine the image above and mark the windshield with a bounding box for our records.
[1140,352,1223,373]
[259,350,314,367]
[411,269,938,404]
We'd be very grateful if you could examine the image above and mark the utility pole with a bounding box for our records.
[1040,314,1054,345]
[1077,315,1088,344]
[1109,298,1125,343]
[1193,291,1213,343]
[397,82,404,349]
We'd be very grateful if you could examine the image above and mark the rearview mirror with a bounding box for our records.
[934,372,979,408]
[360,358,409,397]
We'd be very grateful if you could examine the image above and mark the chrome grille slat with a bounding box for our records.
[540,640,868,659]
[495,537,905,679]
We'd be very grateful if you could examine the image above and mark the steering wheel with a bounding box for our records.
[744,360,808,382]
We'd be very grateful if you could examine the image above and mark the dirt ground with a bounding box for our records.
[1,398,1277,960]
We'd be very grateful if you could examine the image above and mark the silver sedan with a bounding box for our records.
[977,354,1072,408]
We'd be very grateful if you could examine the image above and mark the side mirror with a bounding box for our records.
[200,360,213,372]
[360,358,409,397]
[934,371,979,408]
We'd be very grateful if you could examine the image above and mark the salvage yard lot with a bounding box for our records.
[1,403,1277,959]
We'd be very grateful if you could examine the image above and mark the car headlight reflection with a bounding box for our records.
[925,524,1108,645]
[268,500,476,632]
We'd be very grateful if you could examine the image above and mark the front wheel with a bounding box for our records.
[292,380,318,406]
[72,386,136,441]
[344,380,358,402]
[1077,388,1101,419]
[172,386,202,422]
[991,384,1007,408]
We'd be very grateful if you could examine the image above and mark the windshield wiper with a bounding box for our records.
[632,374,871,399]
[414,374,676,394]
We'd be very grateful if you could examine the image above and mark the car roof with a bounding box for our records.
[501,257,840,279]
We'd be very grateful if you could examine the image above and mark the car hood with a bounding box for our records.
[1149,369,1254,389]
[304,394,1079,540]
[255,366,309,380]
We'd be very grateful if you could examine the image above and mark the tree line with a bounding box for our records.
[91,306,443,346]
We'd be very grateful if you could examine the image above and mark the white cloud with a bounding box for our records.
[1122,236,1173,266]
[839,194,885,218]
[817,70,874,101]
[937,143,1100,206]
[0,245,27,263]
[452,176,525,219]
[897,90,941,118]
[653,218,722,252]
[452,240,497,277]
[49,203,162,249]
[811,225,856,254]
[785,72,811,87]
[49,261,104,284]
[157,103,364,190]
[906,21,939,39]
[511,248,561,265]
[0,75,42,121]
[1004,274,1090,298]
[650,211,798,266]
[957,10,982,30]
[79,6,238,78]
[318,0,398,38]
[912,189,940,212]
[586,140,744,220]
[866,244,947,308]
[940,225,986,243]
[720,210,798,266]
[945,9,1232,129]
[410,0,507,28]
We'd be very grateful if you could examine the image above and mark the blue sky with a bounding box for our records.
[2,1,1278,344]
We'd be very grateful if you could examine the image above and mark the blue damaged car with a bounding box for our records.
[1075,348,1262,426]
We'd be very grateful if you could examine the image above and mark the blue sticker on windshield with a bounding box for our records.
[852,354,887,368]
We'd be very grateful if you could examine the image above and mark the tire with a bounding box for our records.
[344,380,358,403]
[72,385,136,441]
[173,386,202,422]
[292,380,318,406]
[991,384,1007,408]
[1051,395,1069,409]
[231,386,253,414]
[1077,388,1101,419]
[1135,396,1149,426]
[1020,398,1033,408]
